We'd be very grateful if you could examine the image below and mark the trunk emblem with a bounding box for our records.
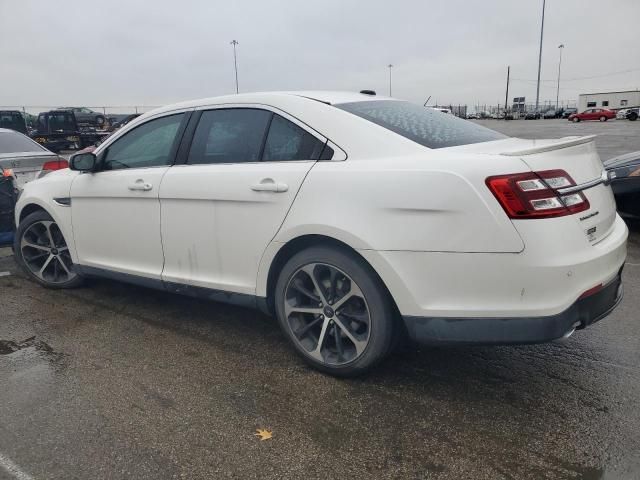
[579,211,599,222]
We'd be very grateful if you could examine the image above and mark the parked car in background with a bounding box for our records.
[562,108,578,118]
[543,109,557,119]
[568,108,616,122]
[59,107,106,127]
[605,150,640,219]
[617,109,629,120]
[0,128,68,189]
[524,111,541,120]
[109,113,141,131]
[0,110,28,134]
[466,113,477,119]
[13,91,627,376]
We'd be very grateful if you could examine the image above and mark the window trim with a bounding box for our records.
[95,110,192,172]
[178,104,341,166]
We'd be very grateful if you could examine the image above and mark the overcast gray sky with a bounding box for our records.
[1,0,639,110]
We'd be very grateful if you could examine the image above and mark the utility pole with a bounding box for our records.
[504,66,510,119]
[230,40,239,94]
[535,0,546,112]
[556,44,564,110]
[388,64,393,97]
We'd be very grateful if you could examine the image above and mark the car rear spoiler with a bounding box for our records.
[500,135,596,156]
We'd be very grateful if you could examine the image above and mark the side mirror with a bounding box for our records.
[69,152,97,172]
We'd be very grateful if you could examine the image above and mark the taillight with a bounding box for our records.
[42,158,69,172]
[486,169,590,219]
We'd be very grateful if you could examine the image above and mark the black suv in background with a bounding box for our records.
[562,108,578,119]
[0,110,28,134]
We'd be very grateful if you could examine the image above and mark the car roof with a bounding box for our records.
[143,91,392,117]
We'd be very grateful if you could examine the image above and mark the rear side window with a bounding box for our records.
[188,109,325,164]
[263,114,325,161]
[336,100,506,149]
[188,109,271,164]
[0,131,46,154]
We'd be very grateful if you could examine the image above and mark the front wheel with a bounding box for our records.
[14,210,84,289]
[275,246,395,377]
[572,117,580,123]
[600,116,607,122]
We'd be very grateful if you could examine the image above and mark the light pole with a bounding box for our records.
[230,40,239,94]
[556,44,564,111]
[388,64,393,97]
[535,0,546,112]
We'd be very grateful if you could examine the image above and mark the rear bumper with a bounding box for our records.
[403,268,623,345]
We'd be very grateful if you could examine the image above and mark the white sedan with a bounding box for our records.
[13,91,627,376]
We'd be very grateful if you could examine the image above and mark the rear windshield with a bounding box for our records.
[0,131,46,154]
[336,100,506,149]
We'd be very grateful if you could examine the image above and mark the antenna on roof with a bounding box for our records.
[360,90,376,96]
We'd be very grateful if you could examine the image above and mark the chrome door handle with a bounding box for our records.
[251,178,288,193]
[128,179,153,191]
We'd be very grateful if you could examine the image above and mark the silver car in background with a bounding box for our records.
[0,128,68,189]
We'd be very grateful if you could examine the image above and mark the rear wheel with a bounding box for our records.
[14,210,84,289]
[599,116,607,122]
[275,246,395,377]
[95,115,105,127]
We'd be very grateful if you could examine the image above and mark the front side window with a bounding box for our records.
[103,113,184,170]
[263,114,324,161]
[336,100,505,149]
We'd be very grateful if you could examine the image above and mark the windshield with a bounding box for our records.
[0,131,46,154]
[336,100,506,149]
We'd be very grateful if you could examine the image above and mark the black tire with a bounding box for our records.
[599,116,607,122]
[275,245,395,377]
[95,115,105,127]
[628,112,638,121]
[14,210,84,289]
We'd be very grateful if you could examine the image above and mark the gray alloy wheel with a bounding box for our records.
[19,219,78,285]
[283,262,371,366]
[572,117,580,122]
[599,116,607,122]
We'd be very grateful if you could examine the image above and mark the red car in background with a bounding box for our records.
[568,108,616,122]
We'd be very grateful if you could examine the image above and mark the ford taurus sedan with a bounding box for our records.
[13,91,628,376]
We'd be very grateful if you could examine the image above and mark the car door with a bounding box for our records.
[159,106,328,296]
[70,112,189,279]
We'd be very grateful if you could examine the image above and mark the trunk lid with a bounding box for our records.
[0,152,59,189]
[452,136,617,245]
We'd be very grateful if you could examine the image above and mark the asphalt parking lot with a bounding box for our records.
[1,119,640,480]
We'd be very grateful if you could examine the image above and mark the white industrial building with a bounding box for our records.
[578,90,640,111]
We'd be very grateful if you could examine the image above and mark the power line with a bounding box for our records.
[513,67,640,84]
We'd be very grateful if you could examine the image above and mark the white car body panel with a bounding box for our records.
[14,91,628,340]
[69,167,170,279]
[160,161,315,294]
